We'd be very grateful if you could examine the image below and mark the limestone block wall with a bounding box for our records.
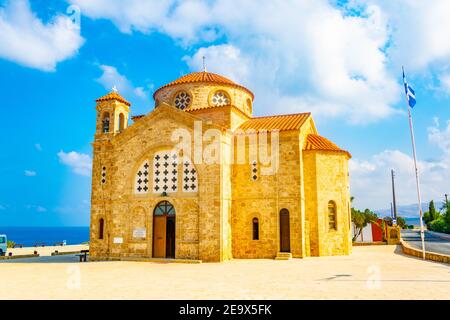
[302,151,352,256]
[90,104,230,262]
[231,131,305,258]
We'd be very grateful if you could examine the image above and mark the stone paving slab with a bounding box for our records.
[0,245,449,300]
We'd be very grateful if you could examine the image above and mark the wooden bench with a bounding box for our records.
[76,250,89,262]
[34,242,46,247]
[13,244,23,248]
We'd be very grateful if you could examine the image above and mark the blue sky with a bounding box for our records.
[0,0,450,226]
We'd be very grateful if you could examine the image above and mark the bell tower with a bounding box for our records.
[94,88,131,140]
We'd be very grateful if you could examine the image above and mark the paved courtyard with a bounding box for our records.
[0,245,449,299]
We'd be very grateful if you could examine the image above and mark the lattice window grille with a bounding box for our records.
[182,157,198,192]
[251,160,258,181]
[101,166,107,185]
[135,160,150,194]
[153,151,178,194]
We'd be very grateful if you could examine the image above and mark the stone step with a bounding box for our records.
[275,252,292,260]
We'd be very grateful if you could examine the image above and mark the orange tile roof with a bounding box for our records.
[96,92,131,106]
[153,71,254,99]
[236,113,311,132]
[131,115,145,121]
[304,134,351,158]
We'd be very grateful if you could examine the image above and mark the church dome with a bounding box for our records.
[153,71,254,100]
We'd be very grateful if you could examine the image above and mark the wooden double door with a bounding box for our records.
[152,201,176,258]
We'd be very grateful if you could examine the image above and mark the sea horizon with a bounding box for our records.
[0,226,90,247]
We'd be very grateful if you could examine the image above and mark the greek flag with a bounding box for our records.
[403,69,416,108]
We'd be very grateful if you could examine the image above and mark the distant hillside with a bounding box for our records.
[376,201,445,218]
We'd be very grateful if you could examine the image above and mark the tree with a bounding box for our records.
[396,216,407,229]
[423,200,440,224]
[429,200,440,221]
[351,207,378,242]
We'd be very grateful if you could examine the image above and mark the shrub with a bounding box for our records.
[7,240,16,248]
[428,218,450,234]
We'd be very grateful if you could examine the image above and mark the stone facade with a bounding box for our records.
[89,72,352,262]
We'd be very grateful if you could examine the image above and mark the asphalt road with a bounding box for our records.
[401,229,450,256]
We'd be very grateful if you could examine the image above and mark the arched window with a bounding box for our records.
[246,98,252,114]
[99,218,104,240]
[211,91,230,107]
[252,218,259,240]
[118,113,125,132]
[328,201,337,231]
[102,112,110,133]
[154,201,175,216]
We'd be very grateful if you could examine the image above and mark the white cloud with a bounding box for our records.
[96,64,151,104]
[26,205,47,212]
[183,44,250,85]
[351,119,450,211]
[57,150,92,176]
[439,73,450,93]
[0,0,84,71]
[370,0,450,71]
[24,170,36,177]
[71,0,403,123]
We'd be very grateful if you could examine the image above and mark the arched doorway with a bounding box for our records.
[153,201,176,258]
[279,209,290,252]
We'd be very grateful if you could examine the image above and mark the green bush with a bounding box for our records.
[7,240,16,248]
[428,218,450,234]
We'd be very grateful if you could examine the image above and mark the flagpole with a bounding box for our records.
[403,66,426,260]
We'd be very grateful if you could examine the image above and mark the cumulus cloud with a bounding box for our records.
[0,0,84,71]
[351,119,450,211]
[70,0,403,123]
[96,64,151,103]
[57,150,92,176]
[24,170,36,177]
[371,0,450,71]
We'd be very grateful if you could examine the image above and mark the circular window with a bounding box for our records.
[211,91,230,107]
[174,91,191,110]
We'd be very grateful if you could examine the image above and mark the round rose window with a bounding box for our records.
[174,91,191,110]
[211,91,230,107]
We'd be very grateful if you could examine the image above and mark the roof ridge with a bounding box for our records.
[250,112,311,119]
[304,133,351,158]
[96,91,131,106]
[153,71,254,99]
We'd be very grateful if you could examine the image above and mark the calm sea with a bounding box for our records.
[405,218,422,227]
[0,227,90,247]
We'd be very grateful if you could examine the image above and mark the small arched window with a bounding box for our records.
[102,112,110,133]
[246,98,252,114]
[118,113,125,132]
[99,218,105,240]
[328,201,337,231]
[211,91,230,107]
[252,218,259,240]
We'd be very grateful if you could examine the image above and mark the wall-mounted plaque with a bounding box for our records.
[113,237,123,244]
[133,228,146,239]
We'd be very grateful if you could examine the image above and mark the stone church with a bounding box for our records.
[89,70,352,262]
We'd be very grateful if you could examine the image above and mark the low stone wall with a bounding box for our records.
[352,242,387,246]
[0,254,40,260]
[401,240,450,264]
